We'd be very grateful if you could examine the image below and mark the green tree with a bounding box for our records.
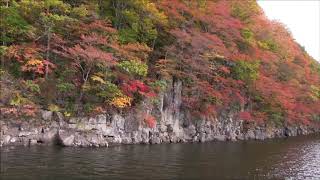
[0,2,31,44]
[0,1,32,67]
[19,0,72,78]
[232,60,260,84]
[117,60,148,77]
[100,0,167,45]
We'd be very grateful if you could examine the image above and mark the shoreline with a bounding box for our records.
[1,131,320,149]
[1,112,319,147]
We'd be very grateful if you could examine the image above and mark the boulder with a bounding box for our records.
[236,134,245,141]
[244,130,255,140]
[55,112,64,121]
[68,117,80,124]
[41,110,53,121]
[96,114,106,124]
[141,128,150,144]
[18,131,32,137]
[121,133,132,144]
[150,135,161,144]
[167,124,174,133]
[255,130,266,140]
[160,132,170,143]
[88,117,97,125]
[131,131,142,143]
[199,132,207,142]
[29,139,38,145]
[159,123,167,132]
[113,115,125,130]
[169,133,180,143]
[184,125,197,137]
[74,134,89,147]
[41,128,58,144]
[10,137,18,143]
[58,130,75,146]
[3,135,11,145]
[87,134,108,147]
[214,135,226,141]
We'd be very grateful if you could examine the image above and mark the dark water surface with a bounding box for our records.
[1,135,320,180]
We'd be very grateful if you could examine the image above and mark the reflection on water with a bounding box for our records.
[1,135,319,180]
[269,138,320,179]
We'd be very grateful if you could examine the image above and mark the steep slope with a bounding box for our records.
[1,0,319,131]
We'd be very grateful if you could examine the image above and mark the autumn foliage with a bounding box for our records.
[144,114,157,128]
[1,0,319,127]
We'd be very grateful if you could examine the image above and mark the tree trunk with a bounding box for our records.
[1,41,5,69]
[76,67,91,113]
[45,6,51,79]
[45,27,51,79]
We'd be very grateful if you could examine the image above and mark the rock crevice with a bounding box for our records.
[1,81,319,147]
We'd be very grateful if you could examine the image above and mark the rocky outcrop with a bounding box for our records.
[1,81,319,147]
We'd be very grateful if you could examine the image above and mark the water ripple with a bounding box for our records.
[1,135,319,180]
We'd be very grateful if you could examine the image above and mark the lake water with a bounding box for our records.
[1,135,320,179]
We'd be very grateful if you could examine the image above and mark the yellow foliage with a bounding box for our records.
[10,93,28,106]
[310,85,320,100]
[64,111,71,117]
[91,75,106,84]
[109,95,132,108]
[48,104,60,112]
[26,59,43,66]
[82,82,91,91]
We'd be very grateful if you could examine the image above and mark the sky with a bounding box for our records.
[257,0,320,62]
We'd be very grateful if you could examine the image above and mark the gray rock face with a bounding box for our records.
[18,131,32,137]
[58,130,75,146]
[41,128,58,144]
[41,110,53,121]
[29,139,38,145]
[3,135,11,145]
[1,80,319,147]
[244,130,255,140]
[214,135,226,141]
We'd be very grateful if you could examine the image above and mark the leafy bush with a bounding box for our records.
[95,81,122,101]
[10,93,29,106]
[232,60,260,83]
[257,39,279,52]
[269,111,284,127]
[25,80,40,93]
[0,5,31,43]
[48,104,60,112]
[310,85,320,100]
[149,80,168,92]
[118,60,148,77]
[84,103,94,113]
[241,28,254,41]
[311,114,320,122]
[109,95,132,108]
[57,82,75,93]
[231,1,260,22]
[310,61,320,75]
[0,46,7,56]
[119,28,139,44]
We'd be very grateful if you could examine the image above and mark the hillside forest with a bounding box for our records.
[1,0,320,128]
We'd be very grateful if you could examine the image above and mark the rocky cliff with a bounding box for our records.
[1,81,319,147]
